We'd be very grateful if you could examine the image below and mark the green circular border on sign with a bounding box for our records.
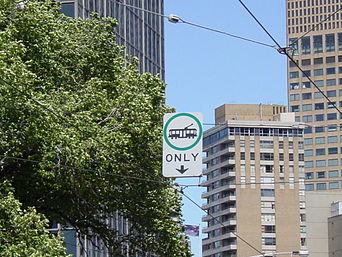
[164,113,202,151]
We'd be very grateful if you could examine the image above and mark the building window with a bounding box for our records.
[313,35,323,53]
[302,37,311,54]
[315,126,325,133]
[326,79,336,86]
[314,57,323,64]
[316,160,326,167]
[302,59,311,66]
[314,80,324,87]
[328,125,337,132]
[60,2,75,18]
[290,94,300,101]
[305,184,314,191]
[305,172,314,179]
[327,67,336,74]
[289,153,294,161]
[327,102,336,109]
[300,214,306,222]
[261,189,275,197]
[302,82,311,89]
[302,115,312,122]
[290,83,300,90]
[328,147,338,154]
[305,149,313,157]
[305,161,314,168]
[289,38,299,55]
[328,136,338,143]
[327,113,337,120]
[316,148,326,155]
[260,140,274,149]
[290,71,299,78]
[338,33,342,50]
[329,170,339,178]
[300,226,306,233]
[291,105,300,112]
[328,159,339,166]
[329,182,339,189]
[326,56,336,63]
[302,93,312,100]
[317,171,326,178]
[263,237,276,246]
[315,103,324,110]
[315,137,325,144]
[303,70,311,77]
[314,68,323,76]
[326,34,335,52]
[304,126,312,134]
[304,138,313,145]
[263,225,276,233]
[327,90,337,97]
[240,152,245,160]
[302,104,312,111]
[314,92,324,99]
[317,183,327,190]
[315,114,324,121]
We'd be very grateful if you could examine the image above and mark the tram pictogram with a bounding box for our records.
[168,124,197,139]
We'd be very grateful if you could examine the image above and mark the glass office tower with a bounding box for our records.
[60,0,165,80]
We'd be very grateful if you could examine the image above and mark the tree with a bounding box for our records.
[0,0,191,256]
[0,181,69,256]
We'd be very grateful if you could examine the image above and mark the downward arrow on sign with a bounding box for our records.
[176,165,189,174]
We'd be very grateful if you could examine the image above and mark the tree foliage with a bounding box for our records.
[0,0,191,256]
[0,181,69,256]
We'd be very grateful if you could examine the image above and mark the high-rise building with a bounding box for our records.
[286,0,342,191]
[52,1,165,256]
[60,0,165,79]
[201,104,307,257]
[286,2,342,256]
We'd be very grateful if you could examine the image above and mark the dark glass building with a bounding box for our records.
[60,0,165,80]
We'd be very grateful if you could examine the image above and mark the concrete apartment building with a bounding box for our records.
[201,104,307,257]
[286,1,342,256]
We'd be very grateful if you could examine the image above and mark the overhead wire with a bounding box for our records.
[114,0,276,49]
[236,0,342,117]
[5,154,339,189]
[0,155,173,186]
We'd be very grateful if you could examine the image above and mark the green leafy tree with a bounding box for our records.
[0,0,191,256]
[0,181,69,256]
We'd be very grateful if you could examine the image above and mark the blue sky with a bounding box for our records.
[164,1,287,256]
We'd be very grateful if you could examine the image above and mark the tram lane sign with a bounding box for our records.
[162,112,203,177]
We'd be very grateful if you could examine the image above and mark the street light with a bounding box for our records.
[249,250,309,257]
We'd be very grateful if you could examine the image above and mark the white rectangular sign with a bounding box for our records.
[162,112,203,177]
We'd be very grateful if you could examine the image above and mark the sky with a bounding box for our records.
[164,1,287,256]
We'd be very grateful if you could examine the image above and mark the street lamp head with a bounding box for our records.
[167,14,180,23]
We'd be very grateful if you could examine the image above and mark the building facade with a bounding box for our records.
[202,105,307,257]
[286,0,342,191]
[60,0,165,79]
